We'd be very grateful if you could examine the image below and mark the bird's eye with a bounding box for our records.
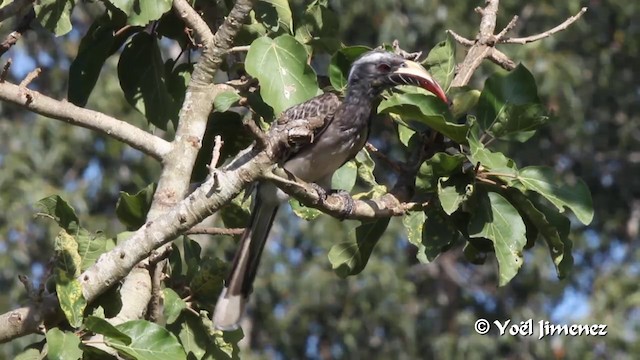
[377,63,391,72]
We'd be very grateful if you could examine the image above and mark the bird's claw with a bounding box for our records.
[311,184,353,220]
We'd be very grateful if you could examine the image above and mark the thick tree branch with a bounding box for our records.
[0,81,171,160]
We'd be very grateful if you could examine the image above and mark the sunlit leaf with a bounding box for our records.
[468,191,526,286]
[34,0,74,36]
[379,93,467,143]
[45,329,82,360]
[36,195,80,235]
[163,288,187,324]
[109,320,187,360]
[449,86,480,119]
[245,35,320,115]
[438,175,474,215]
[505,189,573,277]
[109,0,172,26]
[254,0,293,34]
[516,166,594,225]
[85,316,132,345]
[467,121,518,179]
[416,152,466,193]
[213,91,242,113]
[422,33,456,91]
[331,160,357,191]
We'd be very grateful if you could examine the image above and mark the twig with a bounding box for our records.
[495,15,519,41]
[185,227,245,236]
[18,67,40,88]
[243,113,268,149]
[0,80,172,160]
[391,40,422,61]
[146,259,167,322]
[228,45,250,53]
[501,7,588,44]
[488,48,516,70]
[172,0,214,45]
[209,135,224,170]
[446,30,474,46]
[365,142,405,173]
[0,59,11,82]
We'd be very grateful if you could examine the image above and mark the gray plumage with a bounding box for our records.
[213,51,447,330]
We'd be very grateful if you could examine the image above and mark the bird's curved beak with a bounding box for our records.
[391,60,448,104]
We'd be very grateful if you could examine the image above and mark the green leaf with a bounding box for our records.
[328,46,370,92]
[467,121,518,178]
[489,103,549,142]
[183,237,202,282]
[213,91,242,113]
[190,257,227,305]
[379,93,467,143]
[422,33,455,91]
[416,152,466,193]
[419,206,459,263]
[504,189,573,278]
[294,0,341,53]
[45,328,82,360]
[69,12,136,107]
[34,0,75,36]
[476,64,543,138]
[290,199,322,220]
[37,195,80,235]
[438,175,474,215]
[76,231,109,271]
[402,211,425,247]
[254,0,293,34]
[118,32,178,130]
[397,123,415,147]
[449,86,480,119]
[109,320,187,360]
[468,191,527,286]
[163,288,187,324]
[85,316,132,345]
[245,35,320,115]
[116,183,156,230]
[210,327,244,359]
[354,149,383,192]
[167,313,209,360]
[516,166,593,225]
[328,218,390,277]
[14,348,42,360]
[57,279,86,328]
[220,192,251,229]
[331,160,357,191]
[109,0,172,26]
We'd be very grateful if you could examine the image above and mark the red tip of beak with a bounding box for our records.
[420,78,448,104]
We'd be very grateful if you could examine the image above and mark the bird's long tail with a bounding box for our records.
[213,188,279,330]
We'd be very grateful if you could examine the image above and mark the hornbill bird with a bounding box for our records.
[213,50,448,330]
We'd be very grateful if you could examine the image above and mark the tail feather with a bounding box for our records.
[213,188,279,330]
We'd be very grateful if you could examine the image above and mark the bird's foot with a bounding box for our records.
[311,184,354,220]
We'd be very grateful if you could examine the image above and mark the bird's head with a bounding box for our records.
[347,50,448,103]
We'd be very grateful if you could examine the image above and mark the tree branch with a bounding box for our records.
[0,8,33,57]
[500,7,588,44]
[172,0,214,45]
[0,81,171,160]
[0,0,33,23]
